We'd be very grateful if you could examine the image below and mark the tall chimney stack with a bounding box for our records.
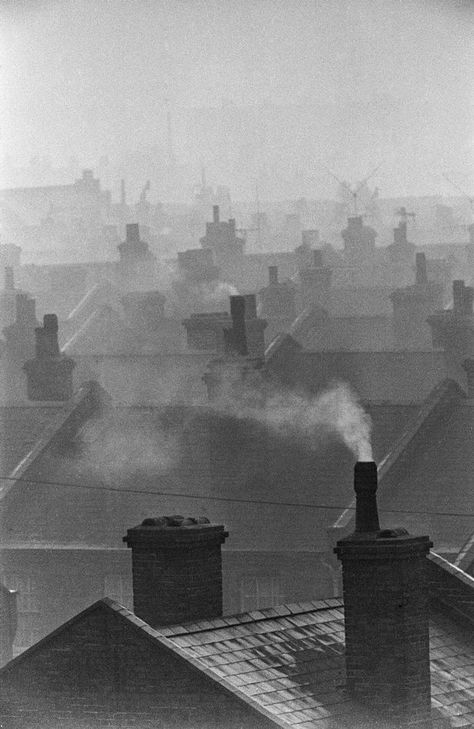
[335,462,433,728]
[123,516,228,627]
[213,205,220,224]
[415,252,428,285]
[23,314,75,401]
[226,295,248,356]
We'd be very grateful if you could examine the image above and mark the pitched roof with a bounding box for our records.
[266,348,447,403]
[2,580,473,728]
[0,381,107,504]
[0,404,67,478]
[3,401,417,552]
[332,379,472,555]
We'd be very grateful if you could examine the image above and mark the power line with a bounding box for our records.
[0,473,473,519]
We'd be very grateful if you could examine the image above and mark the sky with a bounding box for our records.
[0,0,473,197]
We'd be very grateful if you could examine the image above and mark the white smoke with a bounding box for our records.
[211,380,373,462]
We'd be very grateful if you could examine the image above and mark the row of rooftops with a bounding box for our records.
[0,461,473,727]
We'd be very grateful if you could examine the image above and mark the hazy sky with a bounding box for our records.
[1,0,473,196]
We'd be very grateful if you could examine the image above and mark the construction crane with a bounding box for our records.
[325,163,383,215]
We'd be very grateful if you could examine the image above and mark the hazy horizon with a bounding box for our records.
[1,0,473,199]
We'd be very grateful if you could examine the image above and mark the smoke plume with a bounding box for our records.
[212,380,373,462]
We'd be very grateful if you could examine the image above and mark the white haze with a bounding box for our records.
[1,0,472,197]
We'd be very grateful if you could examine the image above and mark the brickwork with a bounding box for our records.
[0,602,273,729]
[123,519,228,627]
[336,534,433,728]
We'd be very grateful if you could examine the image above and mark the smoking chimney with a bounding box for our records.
[123,516,228,627]
[23,314,75,401]
[213,205,220,224]
[269,265,278,285]
[335,462,433,727]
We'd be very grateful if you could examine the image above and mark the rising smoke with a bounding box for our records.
[211,380,373,462]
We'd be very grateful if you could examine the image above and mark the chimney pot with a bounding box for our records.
[228,295,248,355]
[213,205,220,223]
[353,461,381,534]
[269,266,278,285]
[416,252,428,285]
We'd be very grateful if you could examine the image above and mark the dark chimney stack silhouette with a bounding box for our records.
[23,314,75,401]
[335,462,433,727]
[124,516,228,628]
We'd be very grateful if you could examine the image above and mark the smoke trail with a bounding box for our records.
[212,380,373,461]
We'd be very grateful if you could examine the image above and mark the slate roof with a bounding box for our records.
[266,346,447,403]
[3,585,473,728]
[0,404,66,477]
[376,399,474,555]
[295,315,394,351]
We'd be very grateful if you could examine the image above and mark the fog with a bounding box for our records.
[1,0,473,198]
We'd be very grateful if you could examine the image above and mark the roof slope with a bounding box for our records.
[0,404,64,477]
[2,591,473,728]
[3,401,418,552]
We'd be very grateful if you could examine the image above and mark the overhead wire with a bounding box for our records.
[0,473,472,519]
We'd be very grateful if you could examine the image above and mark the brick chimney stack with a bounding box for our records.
[260,267,296,321]
[335,462,433,728]
[203,295,267,400]
[23,314,75,401]
[342,216,377,264]
[299,249,332,311]
[390,253,443,349]
[123,515,228,628]
[428,279,474,383]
